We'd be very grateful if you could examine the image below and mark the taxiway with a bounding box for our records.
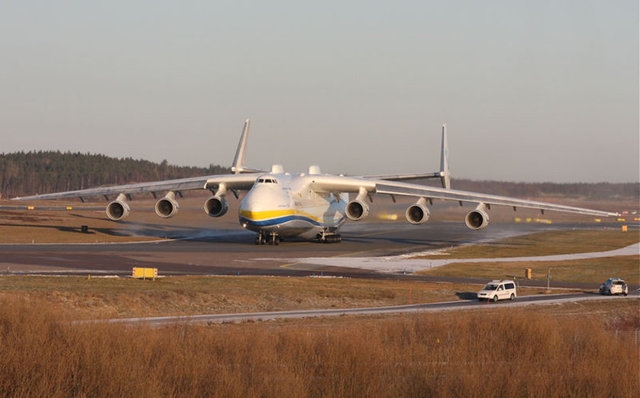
[0,220,622,283]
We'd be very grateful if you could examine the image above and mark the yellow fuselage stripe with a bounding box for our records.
[239,208,323,223]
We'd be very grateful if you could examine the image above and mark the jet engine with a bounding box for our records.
[346,187,371,221]
[204,195,228,217]
[155,191,179,218]
[465,203,490,230]
[405,198,430,225]
[106,194,130,221]
[345,199,369,221]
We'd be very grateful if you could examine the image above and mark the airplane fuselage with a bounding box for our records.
[238,172,347,241]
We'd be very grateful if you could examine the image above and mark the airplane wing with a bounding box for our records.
[12,174,259,202]
[308,174,619,230]
[371,179,619,217]
[11,172,261,220]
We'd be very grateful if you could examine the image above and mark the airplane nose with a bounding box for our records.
[239,192,260,219]
[239,188,276,221]
[239,186,290,225]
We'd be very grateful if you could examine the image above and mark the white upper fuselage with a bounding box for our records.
[238,171,347,240]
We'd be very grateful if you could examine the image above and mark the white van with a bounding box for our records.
[477,280,517,302]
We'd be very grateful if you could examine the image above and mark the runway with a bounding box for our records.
[0,219,617,280]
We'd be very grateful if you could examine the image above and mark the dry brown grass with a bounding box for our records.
[0,272,637,396]
[0,276,535,319]
[0,296,637,397]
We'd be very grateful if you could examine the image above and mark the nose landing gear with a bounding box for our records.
[255,231,280,245]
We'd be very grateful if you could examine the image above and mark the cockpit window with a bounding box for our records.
[256,177,278,184]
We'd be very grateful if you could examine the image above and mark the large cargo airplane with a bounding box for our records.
[13,120,619,244]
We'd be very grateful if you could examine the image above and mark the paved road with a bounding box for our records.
[100,291,639,327]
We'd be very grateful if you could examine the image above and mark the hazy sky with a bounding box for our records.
[1,1,637,183]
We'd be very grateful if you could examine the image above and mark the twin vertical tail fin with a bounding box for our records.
[230,119,451,188]
[439,124,451,189]
[231,119,250,174]
[230,119,267,174]
[231,119,254,174]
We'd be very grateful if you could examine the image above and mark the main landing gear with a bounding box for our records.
[316,231,341,243]
[254,230,342,245]
[255,231,280,245]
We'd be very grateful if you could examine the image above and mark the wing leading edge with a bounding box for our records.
[373,180,618,218]
[307,175,617,218]
[12,174,260,202]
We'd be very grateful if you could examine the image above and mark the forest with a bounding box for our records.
[0,150,637,199]
[0,151,228,198]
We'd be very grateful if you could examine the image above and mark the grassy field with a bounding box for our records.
[418,230,640,284]
[0,276,491,319]
[0,207,159,244]
[417,229,639,258]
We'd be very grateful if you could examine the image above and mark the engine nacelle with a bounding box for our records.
[106,194,130,221]
[465,204,490,230]
[345,199,370,221]
[204,196,228,217]
[155,192,179,218]
[405,199,430,225]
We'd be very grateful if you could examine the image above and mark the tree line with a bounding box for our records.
[0,151,228,198]
[451,179,638,201]
[0,150,637,200]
